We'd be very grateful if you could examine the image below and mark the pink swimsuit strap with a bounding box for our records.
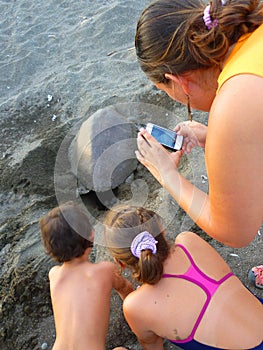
[162,243,234,344]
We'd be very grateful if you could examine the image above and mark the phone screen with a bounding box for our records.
[151,125,176,148]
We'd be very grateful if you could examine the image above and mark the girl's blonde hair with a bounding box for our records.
[104,205,170,285]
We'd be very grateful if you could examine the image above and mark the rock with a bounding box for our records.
[69,106,138,192]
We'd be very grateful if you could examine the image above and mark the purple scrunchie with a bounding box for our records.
[131,231,158,258]
[203,4,218,30]
[203,1,226,30]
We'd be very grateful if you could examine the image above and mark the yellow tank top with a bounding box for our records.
[217,23,263,91]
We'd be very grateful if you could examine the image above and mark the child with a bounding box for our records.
[40,201,132,350]
[104,204,263,350]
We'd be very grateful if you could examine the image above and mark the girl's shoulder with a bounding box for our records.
[174,231,208,248]
[123,284,153,327]
[174,231,221,257]
[174,231,232,275]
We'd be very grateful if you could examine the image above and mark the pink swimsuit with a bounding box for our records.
[162,243,234,346]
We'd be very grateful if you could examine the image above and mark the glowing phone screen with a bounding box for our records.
[151,126,176,148]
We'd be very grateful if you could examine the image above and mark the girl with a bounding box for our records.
[104,205,263,350]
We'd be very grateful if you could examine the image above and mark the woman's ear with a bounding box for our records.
[164,73,190,95]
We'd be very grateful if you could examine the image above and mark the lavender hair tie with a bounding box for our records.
[203,4,218,30]
[203,0,226,30]
[131,231,158,258]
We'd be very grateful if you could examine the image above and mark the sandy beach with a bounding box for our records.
[0,0,262,349]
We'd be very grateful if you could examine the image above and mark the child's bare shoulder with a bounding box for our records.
[92,260,116,276]
[174,231,230,271]
[174,231,215,254]
[175,231,210,248]
[95,260,115,269]
[89,261,121,291]
[48,265,60,280]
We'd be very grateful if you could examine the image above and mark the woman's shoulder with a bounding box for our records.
[212,74,263,128]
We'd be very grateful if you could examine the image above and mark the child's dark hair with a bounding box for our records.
[40,201,93,263]
[104,205,170,285]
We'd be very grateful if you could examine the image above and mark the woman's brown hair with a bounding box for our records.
[104,205,170,285]
[135,0,263,83]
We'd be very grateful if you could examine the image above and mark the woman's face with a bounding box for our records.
[154,69,218,112]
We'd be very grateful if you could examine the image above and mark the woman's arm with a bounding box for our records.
[203,74,263,246]
[136,135,212,239]
[136,75,263,247]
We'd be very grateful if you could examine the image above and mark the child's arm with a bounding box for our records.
[112,266,133,300]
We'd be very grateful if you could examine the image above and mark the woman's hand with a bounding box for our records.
[175,121,207,153]
[135,128,184,186]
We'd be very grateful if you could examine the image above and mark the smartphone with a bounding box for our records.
[145,123,183,151]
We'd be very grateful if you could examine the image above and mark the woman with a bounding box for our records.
[104,205,263,350]
[134,0,263,287]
